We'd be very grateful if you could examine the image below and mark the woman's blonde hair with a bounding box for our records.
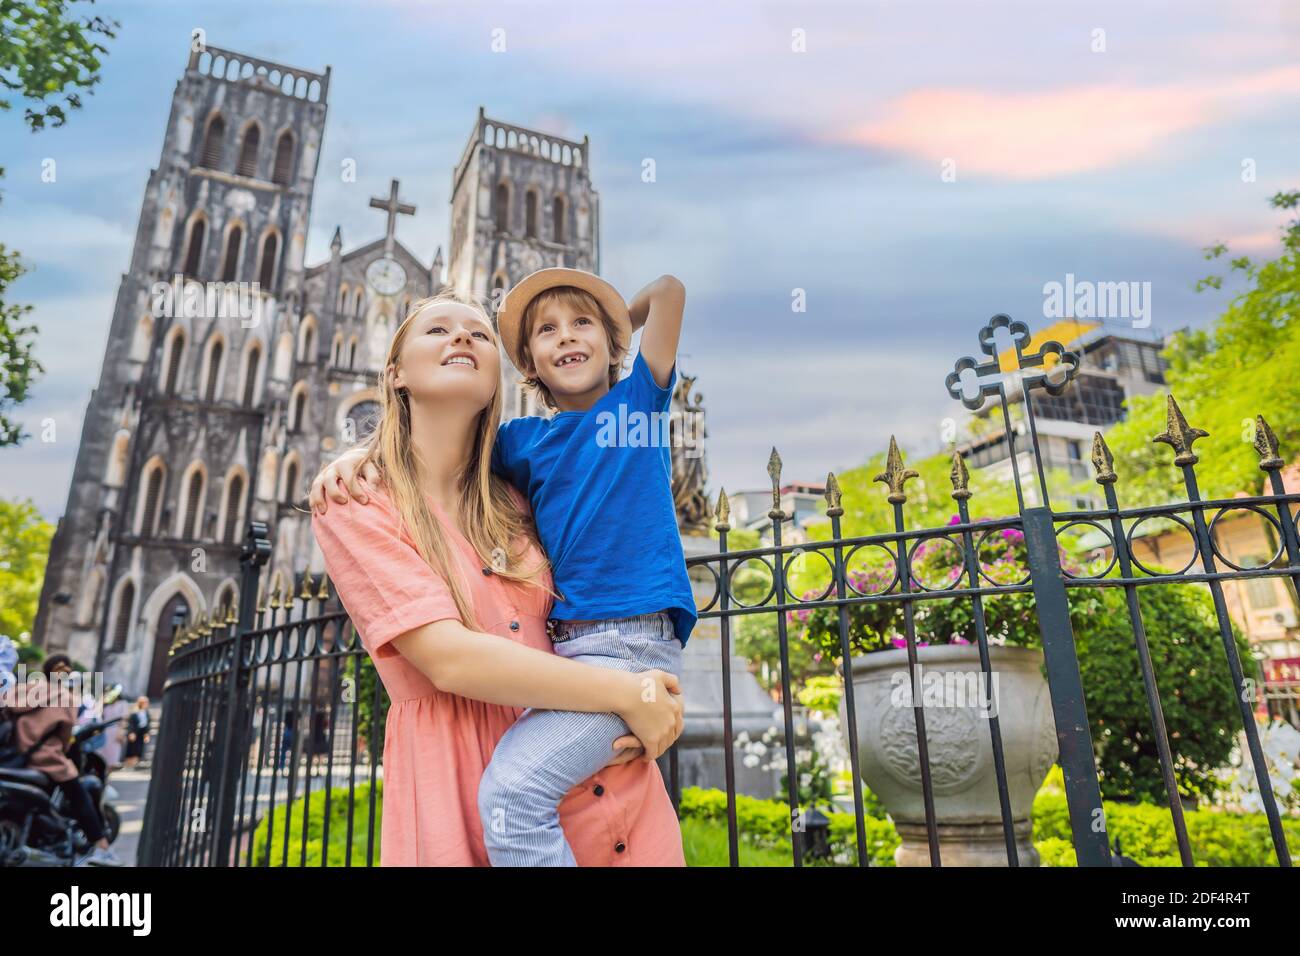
[361,290,554,630]
[517,285,627,412]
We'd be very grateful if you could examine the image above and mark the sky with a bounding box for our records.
[3,0,1299,519]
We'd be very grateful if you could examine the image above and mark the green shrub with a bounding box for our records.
[248,779,382,867]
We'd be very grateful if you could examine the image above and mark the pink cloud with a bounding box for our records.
[836,67,1300,180]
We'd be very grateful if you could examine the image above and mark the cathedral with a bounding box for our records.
[33,42,604,697]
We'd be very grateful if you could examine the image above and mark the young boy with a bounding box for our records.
[313,269,696,866]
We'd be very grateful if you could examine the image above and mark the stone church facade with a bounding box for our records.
[33,42,602,697]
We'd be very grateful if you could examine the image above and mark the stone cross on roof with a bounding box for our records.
[369,178,416,259]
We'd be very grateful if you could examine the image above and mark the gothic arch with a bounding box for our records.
[272,129,295,185]
[288,381,309,432]
[256,227,282,292]
[181,213,208,279]
[134,455,167,536]
[524,187,539,238]
[495,180,512,233]
[200,333,227,402]
[213,578,239,620]
[297,314,317,363]
[199,112,226,169]
[279,451,302,503]
[159,325,187,396]
[175,459,208,540]
[330,332,344,366]
[339,389,380,444]
[236,119,262,178]
[552,194,567,243]
[239,338,264,406]
[353,288,365,318]
[337,282,351,313]
[220,221,246,282]
[107,574,140,654]
[347,335,359,369]
[217,464,249,544]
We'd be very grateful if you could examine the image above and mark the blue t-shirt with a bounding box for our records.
[491,350,697,646]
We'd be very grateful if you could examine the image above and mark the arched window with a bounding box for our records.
[200,115,225,169]
[525,190,538,238]
[337,283,350,313]
[138,463,165,536]
[105,430,130,487]
[272,131,294,185]
[354,289,365,317]
[344,400,381,444]
[495,182,510,232]
[162,330,185,396]
[281,458,300,503]
[237,124,260,178]
[330,333,343,367]
[258,233,279,291]
[223,474,245,543]
[289,384,307,432]
[221,225,243,282]
[347,337,358,370]
[297,317,316,363]
[241,344,261,406]
[180,465,206,539]
[111,581,135,652]
[183,218,205,277]
[216,584,238,620]
[204,338,224,402]
[553,196,565,243]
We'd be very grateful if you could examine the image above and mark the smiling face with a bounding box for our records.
[390,301,501,412]
[523,294,616,407]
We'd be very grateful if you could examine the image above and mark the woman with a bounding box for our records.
[310,292,686,866]
[10,655,123,866]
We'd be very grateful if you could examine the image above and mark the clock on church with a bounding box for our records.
[366,256,406,296]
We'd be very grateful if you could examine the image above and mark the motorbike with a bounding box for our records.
[0,687,125,867]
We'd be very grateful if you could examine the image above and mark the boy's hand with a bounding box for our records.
[310,448,379,514]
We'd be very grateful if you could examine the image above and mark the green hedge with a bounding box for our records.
[248,779,382,867]
[242,775,1295,867]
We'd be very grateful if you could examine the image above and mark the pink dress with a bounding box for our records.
[311,484,686,867]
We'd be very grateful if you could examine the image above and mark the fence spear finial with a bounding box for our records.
[299,573,314,600]
[949,450,972,500]
[1090,432,1117,484]
[714,488,731,532]
[1152,395,1208,466]
[825,472,843,515]
[767,447,784,519]
[874,436,919,504]
[317,574,330,600]
[1254,415,1284,471]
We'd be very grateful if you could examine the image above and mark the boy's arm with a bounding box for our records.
[627,275,685,389]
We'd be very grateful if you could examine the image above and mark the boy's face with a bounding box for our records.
[525,297,612,404]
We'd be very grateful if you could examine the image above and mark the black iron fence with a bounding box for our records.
[139,315,1299,867]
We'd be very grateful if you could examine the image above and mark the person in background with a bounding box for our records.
[9,655,123,866]
[122,696,151,770]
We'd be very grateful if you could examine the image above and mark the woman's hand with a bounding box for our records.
[603,734,646,768]
[614,669,684,763]
[309,448,379,514]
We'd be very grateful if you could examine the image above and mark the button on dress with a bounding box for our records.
[312,484,685,867]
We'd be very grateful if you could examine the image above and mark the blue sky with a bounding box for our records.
[3,0,1299,518]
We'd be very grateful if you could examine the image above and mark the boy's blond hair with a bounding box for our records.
[516,285,628,412]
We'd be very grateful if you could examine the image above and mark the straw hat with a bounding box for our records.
[496,267,631,369]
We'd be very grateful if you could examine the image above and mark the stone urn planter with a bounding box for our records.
[838,643,1058,866]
